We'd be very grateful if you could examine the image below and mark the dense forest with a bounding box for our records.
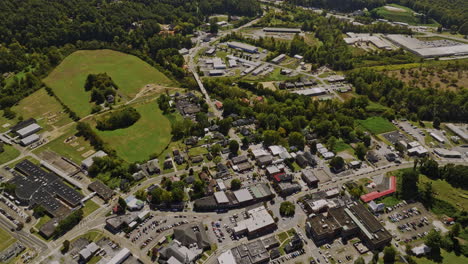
[286,0,468,34]
[0,0,261,112]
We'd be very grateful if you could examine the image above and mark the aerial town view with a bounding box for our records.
[0,0,468,264]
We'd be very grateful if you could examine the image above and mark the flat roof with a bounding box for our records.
[81,150,108,168]
[214,191,229,204]
[226,41,258,51]
[263,27,301,33]
[20,134,40,145]
[16,123,41,137]
[234,189,254,203]
[292,87,326,96]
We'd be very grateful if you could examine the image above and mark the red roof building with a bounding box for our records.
[360,176,397,203]
[215,101,223,109]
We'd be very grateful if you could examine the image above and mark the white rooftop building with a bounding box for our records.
[81,150,108,170]
[218,250,236,264]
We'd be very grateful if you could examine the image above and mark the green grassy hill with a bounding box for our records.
[43,49,174,117]
[372,4,439,26]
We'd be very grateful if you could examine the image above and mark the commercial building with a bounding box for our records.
[226,42,259,53]
[19,134,40,146]
[301,169,319,188]
[434,148,462,158]
[233,206,277,238]
[271,54,286,64]
[209,70,225,76]
[360,176,397,203]
[277,182,301,196]
[79,242,99,262]
[212,57,227,69]
[15,123,42,138]
[88,180,114,202]
[306,203,392,249]
[408,146,428,157]
[263,27,301,33]
[368,201,385,213]
[173,222,211,250]
[292,87,326,96]
[430,132,445,143]
[446,124,468,141]
[108,248,131,264]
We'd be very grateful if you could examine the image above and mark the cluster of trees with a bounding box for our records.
[419,159,468,190]
[54,209,83,237]
[280,201,296,216]
[287,0,468,34]
[77,122,112,153]
[149,178,186,205]
[88,155,138,191]
[348,69,468,122]
[85,73,118,105]
[96,107,141,131]
[203,77,373,151]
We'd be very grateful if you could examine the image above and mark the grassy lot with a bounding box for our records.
[357,116,396,134]
[0,144,21,165]
[277,231,289,243]
[83,200,100,217]
[93,102,172,162]
[11,88,73,131]
[419,175,468,211]
[0,227,16,252]
[378,196,401,207]
[33,124,94,164]
[333,140,353,153]
[35,214,52,230]
[366,101,390,113]
[414,249,468,264]
[72,230,106,243]
[373,4,438,26]
[188,146,208,157]
[43,49,174,117]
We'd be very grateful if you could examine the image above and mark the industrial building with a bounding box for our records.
[271,54,286,64]
[434,148,462,158]
[344,33,393,50]
[226,41,259,53]
[263,27,301,33]
[19,134,40,146]
[292,87,326,96]
[446,124,468,141]
[385,34,468,58]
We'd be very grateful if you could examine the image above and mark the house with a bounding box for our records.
[272,173,293,183]
[257,155,273,167]
[296,154,308,168]
[278,182,301,196]
[164,159,173,169]
[146,159,160,175]
[412,244,431,256]
[231,155,248,165]
[191,156,204,163]
[215,101,223,109]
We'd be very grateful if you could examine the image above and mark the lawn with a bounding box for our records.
[366,101,390,113]
[72,230,105,243]
[378,196,401,207]
[33,124,94,164]
[0,144,21,165]
[414,249,468,264]
[188,146,208,157]
[83,200,100,217]
[373,4,439,26]
[357,116,396,134]
[333,140,353,153]
[419,175,468,211]
[43,49,174,117]
[93,102,173,162]
[277,232,289,243]
[0,227,16,252]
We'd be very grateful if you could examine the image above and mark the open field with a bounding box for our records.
[419,175,468,211]
[357,117,396,134]
[373,4,438,26]
[387,68,468,91]
[93,102,173,162]
[0,227,16,252]
[414,249,468,264]
[43,49,174,117]
[0,144,21,165]
[83,200,100,217]
[34,125,94,164]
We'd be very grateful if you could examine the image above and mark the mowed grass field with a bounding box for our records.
[0,144,21,165]
[43,49,174,117]
[373,4,438,26]
[357,116,396,134]
[0,227,16,252]
[93,102,172,162]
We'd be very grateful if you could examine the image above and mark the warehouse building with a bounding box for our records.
[446,124,468,141]
[271,54,286,64]
[385,34,468,58]
[233,206,277,238]
[226,41,259,53]
[263,27,301,33]
[20,134,40,146]
[81,150,108,170]
[292,87,326,96]
[434,148,462,158]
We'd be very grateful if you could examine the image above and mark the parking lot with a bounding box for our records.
[124,213,192,250]
[378,202,440,247]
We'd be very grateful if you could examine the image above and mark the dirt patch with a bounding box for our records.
[261,81,277,91]
[384,5,407,13]
[38,150,80,174]
[82,150,95,158]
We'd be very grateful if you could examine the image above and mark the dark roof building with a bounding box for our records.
[173,222,211,250]
[11,160,84,217]
[301,169,319,188]
[88,181,114,202]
